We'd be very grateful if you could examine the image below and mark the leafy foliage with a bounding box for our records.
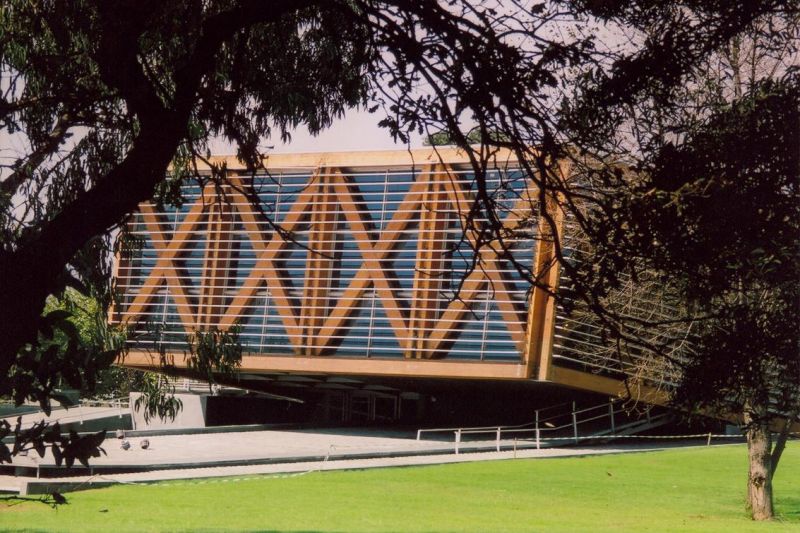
[128,324,244,422]
[0,417,106,468]
[5,287,125,414]
[572,72,800,424]
[132,374,183,425]
[640,78,800,418]
[0,286,124,466]
[559,5,798,519]
[424,128,507,146]
[556,1,799,420]
[186,326,243,390]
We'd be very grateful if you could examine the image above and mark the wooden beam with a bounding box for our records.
[301,168,339,355]
[197,193,233,330]
[549,365,670,406]
[424,265,488,354]
[194,147,522,173]
[424,175,531,358]
[408,164,451,359]
[319,175,423,350]
[549,365,800,433]
[526,166,567,380]
[119,350,529,380]
[119,187,217,330]
[119,350,800,432]
[218,181,318,348]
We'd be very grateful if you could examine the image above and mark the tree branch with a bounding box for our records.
[770,410,799,478]
[0,113,74,197]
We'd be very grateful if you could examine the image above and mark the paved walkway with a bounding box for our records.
[10,428,449,469]
[0,427,718,495]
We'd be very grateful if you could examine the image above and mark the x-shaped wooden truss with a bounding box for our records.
[119,165,537,359]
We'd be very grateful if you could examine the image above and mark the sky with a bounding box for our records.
[0,108,427,178]
[208,108,426,156]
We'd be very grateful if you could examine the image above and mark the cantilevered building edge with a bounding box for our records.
[110,147,666,411]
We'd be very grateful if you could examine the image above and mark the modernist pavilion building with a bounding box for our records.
[111,147,665,424]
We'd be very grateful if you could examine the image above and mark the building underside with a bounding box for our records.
[111,147,671,424]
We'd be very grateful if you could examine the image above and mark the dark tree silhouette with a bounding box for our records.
[560,3,799,519]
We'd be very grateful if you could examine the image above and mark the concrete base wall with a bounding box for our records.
[59,413,132,434]
[130,393,208,430]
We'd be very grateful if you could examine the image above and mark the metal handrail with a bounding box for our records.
[79,397,130,409]
[417,400,606,440]
[418,398,665,454]
[416,400,579,440]
[2,398,131,431]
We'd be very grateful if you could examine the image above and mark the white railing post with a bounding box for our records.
[496,428,501,452]
[535,410,541,450]
[572,409,578,444]
[455,430,461,455]
[416,429,422,441]
[609,400,616,434]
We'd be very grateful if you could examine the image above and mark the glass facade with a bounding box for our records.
[114,165,536,363]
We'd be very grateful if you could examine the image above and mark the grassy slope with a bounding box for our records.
[2,444,799,532]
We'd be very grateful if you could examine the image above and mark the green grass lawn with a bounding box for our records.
[2,444,799,532]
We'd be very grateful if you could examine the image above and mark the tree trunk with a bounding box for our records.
[0,111,186,385]
[746,420,774,520]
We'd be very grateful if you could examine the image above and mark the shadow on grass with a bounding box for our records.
[1,492,66,509]
[778,495,800,519]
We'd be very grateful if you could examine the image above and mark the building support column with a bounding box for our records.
[301,168,340,355]
[525,162,568,379]
[198,186,233,331]
[408,165,451,359]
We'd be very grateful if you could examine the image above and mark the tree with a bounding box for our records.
[0,0,591,462]
[637,78,798,520]
[559,3,799,520]
[423,127,505,146]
